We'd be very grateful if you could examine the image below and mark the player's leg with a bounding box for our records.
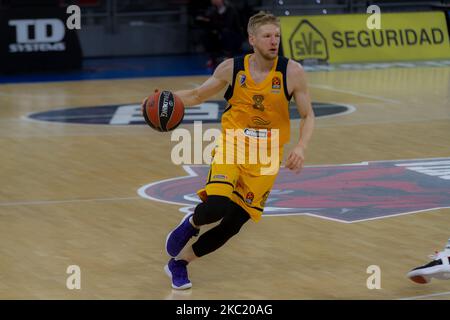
[164,159,239,289]
[165,161,238,258]
[165,189,243,290]
[191,201,250,258]
[175,168,278,264]
[192,195,230,226]
[164,201,249,290]
[165,195,231,257]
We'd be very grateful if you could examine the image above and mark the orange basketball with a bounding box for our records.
[142,90,184,132]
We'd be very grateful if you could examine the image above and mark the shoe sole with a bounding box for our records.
[165,212,194,258]
[407,264,450,284]
[164,264,192,290]
[409,275,429,284]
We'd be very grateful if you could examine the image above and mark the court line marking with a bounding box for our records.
[0,93,142,100]
[0,197,141,207]
[310,84,402,104]
[344,207,450,224]
[315,116,450,128]
[398,291,450,300]
[19,100,356,128]
[137,167,198,207]
[2,115,449,138]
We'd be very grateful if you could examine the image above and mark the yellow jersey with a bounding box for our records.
[222,54,292,146]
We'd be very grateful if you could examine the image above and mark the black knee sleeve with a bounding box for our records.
[192,195,230,226]
[192,202,250,257]
[218,202,249,236]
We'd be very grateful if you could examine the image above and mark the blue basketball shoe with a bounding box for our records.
[165,213,199,257]
[164,258,192,290]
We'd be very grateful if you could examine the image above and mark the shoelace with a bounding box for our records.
[428,251,439,260]
[428,250,448,261]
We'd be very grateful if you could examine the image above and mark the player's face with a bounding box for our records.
[250,24,281,60]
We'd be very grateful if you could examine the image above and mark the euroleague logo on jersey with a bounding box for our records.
[272,77,281,89]
[245,192,255,205]
[26,101,355,125]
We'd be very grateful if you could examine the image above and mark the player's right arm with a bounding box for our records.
[174,58,233,107]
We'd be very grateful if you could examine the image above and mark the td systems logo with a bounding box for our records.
[8,19,66,52]
[27,101,354,125]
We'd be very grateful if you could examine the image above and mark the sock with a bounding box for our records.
[189,216,199,229]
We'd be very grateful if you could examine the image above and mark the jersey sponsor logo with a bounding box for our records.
[138,158,450,223]
[212,174,228,180]
[243,128,270,138]
[26,101,354,125]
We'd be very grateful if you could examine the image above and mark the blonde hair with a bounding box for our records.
[247,11,280,35]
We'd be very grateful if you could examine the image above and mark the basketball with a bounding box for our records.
[142,90,184,132]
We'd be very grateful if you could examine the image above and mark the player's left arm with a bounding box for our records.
[285,60,315,173]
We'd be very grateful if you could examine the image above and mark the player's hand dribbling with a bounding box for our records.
[285,144,306,174]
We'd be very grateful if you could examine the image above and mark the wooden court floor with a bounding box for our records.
[0,65,449,299]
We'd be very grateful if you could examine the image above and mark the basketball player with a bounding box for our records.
[407,238,450,284]
[164,12,315,289]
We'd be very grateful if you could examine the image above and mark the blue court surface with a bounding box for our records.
[1,54,449,84]
[0,54,212,84]
[0,54,450,84]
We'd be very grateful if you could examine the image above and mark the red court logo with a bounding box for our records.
[138,157,450,223]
